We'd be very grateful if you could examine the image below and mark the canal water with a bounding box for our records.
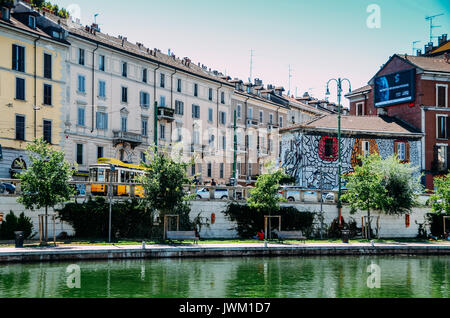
[0,256,449,298]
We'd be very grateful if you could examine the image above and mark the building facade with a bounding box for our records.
[0,2,69,178]
[280,115,423,190]
[346,51,450,190]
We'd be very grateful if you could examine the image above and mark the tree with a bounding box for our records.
[247,163,288,213]
[17,138,75,244]
[342,154,422,239]
[137,146,194,220]
[430,173,450,215]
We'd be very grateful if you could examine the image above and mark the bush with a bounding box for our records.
[0,212,34,240]
[57,197,196,240]
[224,203,315,239]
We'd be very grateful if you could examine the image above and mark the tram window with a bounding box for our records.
[98,169,105,182]
[90,168,98,181]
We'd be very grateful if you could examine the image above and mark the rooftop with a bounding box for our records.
[281,115,423,137]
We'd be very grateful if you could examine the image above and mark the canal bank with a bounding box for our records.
[1,242,450,263]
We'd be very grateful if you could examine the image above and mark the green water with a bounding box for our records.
[0,256,449,298]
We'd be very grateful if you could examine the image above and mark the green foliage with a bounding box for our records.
[224,203,315,239]
[430,174,450,215]
[342,154,421,216]
[0,212,34,240]
[247,163,289,213]
[138,146,194,216]
[17,138,75,212]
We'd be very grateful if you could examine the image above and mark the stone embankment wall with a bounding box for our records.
[0,197,430,239]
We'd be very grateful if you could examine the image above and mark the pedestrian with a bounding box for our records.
[211,179,217,186]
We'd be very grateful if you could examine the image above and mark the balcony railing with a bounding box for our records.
[113,131,144,148]
[158,107,175,122]
[246,119,259,127]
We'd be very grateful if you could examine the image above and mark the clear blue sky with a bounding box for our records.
[54,0,450,105]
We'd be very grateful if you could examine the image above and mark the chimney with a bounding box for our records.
[425,42,434,54]
[254,78,263,86]
[439,34,448,46]
[416,49,422,56]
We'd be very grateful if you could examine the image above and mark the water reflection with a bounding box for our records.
[0,256,448,298]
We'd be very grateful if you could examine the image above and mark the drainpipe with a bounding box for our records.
[154,64,161,148]
[33,36,41,139]
[170,69,177,144]
[91,43,99,133]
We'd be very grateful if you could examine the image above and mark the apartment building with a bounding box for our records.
[346,46,450,190]
[0,2,69,178]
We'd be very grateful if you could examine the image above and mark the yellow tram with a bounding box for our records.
[89,158,145,197]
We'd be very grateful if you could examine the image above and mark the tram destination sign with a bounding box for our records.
[374,69,416,107]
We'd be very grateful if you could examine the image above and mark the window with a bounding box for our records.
[97,146,104,159]
[175,100,184,115]
[208,108,213,122]
[207,163,212,178]
[98,80,106,98]
[268,139,273,152]
[209,134,215,148]
[248,108,253,120]
[141,118,148,137]
[43,84,52,105]
[221,92,225,104]
[259,111,263,123]
[193,130,200,145]
[319,136,338,161]
[12,45,25,72]
[437,84,448,108]
[362,141,370,157]
[222,135,226,150]
[247,134,253,148]
[208,88,213,101]
[192,104,200,119]
[76,144,83,165]
[356,102,365,116]
[140,152,146,163]
[160,73,165,88]
[121,116,128,132]
[436,144,448,171]
[177,127,183,142]
[160,96,166,107]
[1,7,10,21]
[437,115,448,139]
[191,164,196,176]
[78,107,85,126]
[160,124,166,140]
[142,69,147,83]
[279,116,283,128]
[396,142,407,161]
[43,120,52,144]
[96,112,108,130]
[237,104,242,118]
[220,163,224,179]
[78,48,85,66]
[220,111,226,125]
[43,53,52,79]
[177,79,182,92]
[121,86,128,103]
[122,62,127,77]
[15,115,25,141]
[140,92,150,108]
[269,113,273,124]
[194,83,198,97]
[99,55,105,71]
[28,15,36,29]
[16,78,25,100]
[78,75,86,93]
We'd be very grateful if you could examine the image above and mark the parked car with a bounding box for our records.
[278,186,327,202]
[0,183,16,194]
[196,188,229,200]
[323,186,348,202]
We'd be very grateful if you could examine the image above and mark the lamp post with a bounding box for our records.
[325,78,351,227]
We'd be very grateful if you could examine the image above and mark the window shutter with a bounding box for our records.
[12,45,17,70]
[447,146,450,170]
[432,145,439,171]
[394,141,398,156]
[405,142,410,163]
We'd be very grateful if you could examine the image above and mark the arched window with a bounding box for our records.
[318,136,338,162]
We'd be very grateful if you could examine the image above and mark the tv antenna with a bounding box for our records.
[412,41,421,55]
[288,65,293,97]
[249,49,254,83]
[425,13,444,44]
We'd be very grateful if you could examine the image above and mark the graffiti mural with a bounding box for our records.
[281,131,422,190]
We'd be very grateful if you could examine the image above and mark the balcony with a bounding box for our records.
[258,147,268,157]
[267,124,279,133]
[113,131,143,149]
[158,107,175,122]
[246,119,259,128]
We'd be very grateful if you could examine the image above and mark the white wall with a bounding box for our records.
[0,197,431,240]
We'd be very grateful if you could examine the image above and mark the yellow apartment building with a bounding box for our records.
[0,2,69,178]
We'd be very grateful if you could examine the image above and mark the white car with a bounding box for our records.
[278,187,327,202]
[196,188,229,200]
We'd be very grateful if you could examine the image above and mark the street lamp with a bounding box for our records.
[325,78,351,227]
